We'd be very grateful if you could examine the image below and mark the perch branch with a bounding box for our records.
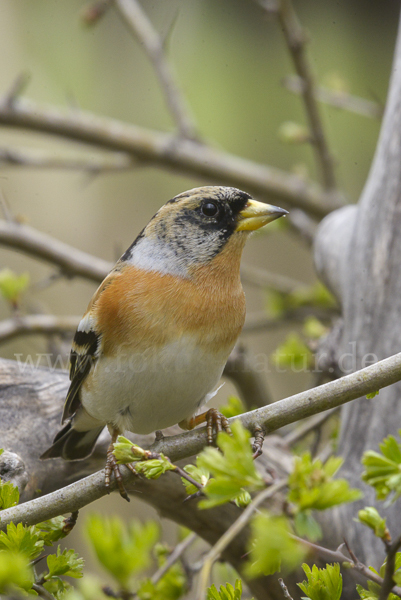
[114,0,198,140]
[0,97,341,218]
[2,351,401,530]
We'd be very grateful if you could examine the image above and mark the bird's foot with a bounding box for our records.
[104,441,133,502]
[180,407,232,445]
[252,425,265,459]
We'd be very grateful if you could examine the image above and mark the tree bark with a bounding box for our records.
[314,9,401,570]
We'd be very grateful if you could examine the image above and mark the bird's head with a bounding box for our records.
[121,186,288,278]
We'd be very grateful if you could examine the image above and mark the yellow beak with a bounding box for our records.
[236,199,288,231]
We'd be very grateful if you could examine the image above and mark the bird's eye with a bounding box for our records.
[201,202,219,217]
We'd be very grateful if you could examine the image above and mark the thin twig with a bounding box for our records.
[0,314,79,343]
[195,480,288,599]
[224,344,273,408]
[287,209,318,246]
[293,535,401,598]
[278,578,294,600]
[378,535,401,600]
[283,407,338,446]
[0,97,342,218]
[283,75,384,120]
[0,190,14,222]
[3,351,401,530]
[150,533,197,586]
[243,307,336,334]
[0,146,133,172]
[31,583,57,600]
[4,72,30,109]
[266,0,339,192]
[114,0,198,140]
[240,264,304,293]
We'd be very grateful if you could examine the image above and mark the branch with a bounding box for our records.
[294,536,401,598]
[378,535,401,600]
[0,146,133,172]
[283,75,384,120]
[240,264,304,293]
[114,0,198,140]
[224,345,273,408]
[0,219,111,283]
[0,96,342,218]
[282,407,337,446]
[267,0,338,192]
[2,351,401,530]
[0,314,79,343]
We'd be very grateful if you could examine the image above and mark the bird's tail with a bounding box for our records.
[40,421,105,461]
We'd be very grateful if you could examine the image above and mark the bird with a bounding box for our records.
[41,186,288,499]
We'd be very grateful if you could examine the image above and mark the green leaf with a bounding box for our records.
[357,507,389,541]
[288,453,362,516]
[271,334,313,370]
[37,516,75,545]
[298,563,342,600]
[234,489,252,508]
[366,391,379,400]
[85,514,159,588]
[0,550,34,594]
[113,436,149,463]
[45,547,84,580]
[207,579,243,600]
[303,316,328,340]
[0,268,29,306]
[137,562,187,600]
[0,522,44,559]
[135,455,176,480]
[266,282,336,319]
[220,396,246,418]
[197,420,264,509]
[182,462,210,495]
[245,512,305,577]
[362,432,401,501]
[294,511,322,542]
[0,480,19,510]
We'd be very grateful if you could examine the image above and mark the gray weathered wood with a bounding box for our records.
[314,10,401,569]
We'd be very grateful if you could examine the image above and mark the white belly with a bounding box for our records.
[80,336,230,434]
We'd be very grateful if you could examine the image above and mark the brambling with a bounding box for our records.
[41,186,287,499]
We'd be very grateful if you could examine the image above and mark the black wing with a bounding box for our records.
[61,327,100,423]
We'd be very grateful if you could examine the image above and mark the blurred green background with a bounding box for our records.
[0,0,399,584]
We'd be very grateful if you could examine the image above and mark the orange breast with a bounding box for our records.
[95,236,246,357]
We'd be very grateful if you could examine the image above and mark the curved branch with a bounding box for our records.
[0,97,342,218]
